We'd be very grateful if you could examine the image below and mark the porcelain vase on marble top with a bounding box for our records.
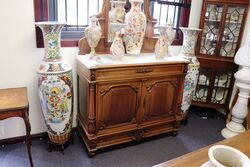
[124,0,146,55]
[85,16,102,57]
[110,25,125,60]
[36,22,73,145]
[155,25,175,58]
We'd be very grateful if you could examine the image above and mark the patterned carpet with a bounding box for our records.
[0,108,225,167]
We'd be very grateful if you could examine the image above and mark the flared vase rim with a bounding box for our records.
[179,27,202,31]
[112,1,126,4]
[155,25,174,29]
[129,0,143,2]
[35,21,67,26]
[208,145,250,167]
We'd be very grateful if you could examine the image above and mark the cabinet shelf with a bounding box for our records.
[222,39,235,43]
[205,19,220,22]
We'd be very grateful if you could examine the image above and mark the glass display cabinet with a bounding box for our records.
[193,0,249,113]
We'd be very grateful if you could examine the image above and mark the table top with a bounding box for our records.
[77,53,189,69]
[154,130,250,167]
[0,87,28,111]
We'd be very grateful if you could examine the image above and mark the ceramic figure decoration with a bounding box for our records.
[179,27,202,113]
[124,0,146,55]
[85,15,102,58]
[36,22,73,147]
[110,25,125,60]
[155,25,175,58]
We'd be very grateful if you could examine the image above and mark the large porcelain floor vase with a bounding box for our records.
[179,27,202,114]
[36,22,73,145]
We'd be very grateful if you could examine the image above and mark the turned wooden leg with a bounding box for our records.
[24,111,34,167]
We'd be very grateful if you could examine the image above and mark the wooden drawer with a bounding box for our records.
[93,64,186,82]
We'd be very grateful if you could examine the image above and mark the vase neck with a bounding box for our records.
[180,28,201,56]
[130,1,142,13]
[37,23,65,60]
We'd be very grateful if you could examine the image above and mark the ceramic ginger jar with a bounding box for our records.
[36,22,73,145]
[85,15,102,57]
[155,26,175,58]
[124,0,146,55]
[179,27,201,113]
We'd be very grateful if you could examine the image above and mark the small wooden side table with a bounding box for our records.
[0,87,34,167]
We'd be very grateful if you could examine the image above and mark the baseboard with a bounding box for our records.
[0,127,78,146]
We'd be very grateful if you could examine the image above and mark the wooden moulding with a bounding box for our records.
[204,0,250,5]
[78,0,158,55]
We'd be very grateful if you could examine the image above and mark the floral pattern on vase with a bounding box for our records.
[181,57,200,112]
[110,25,125,60]
[179,28,201,112]
[124,0,146,55]
[155,26,175,58]
[36,22,73,145]
[179,27,201,56]
[85,15,102,57]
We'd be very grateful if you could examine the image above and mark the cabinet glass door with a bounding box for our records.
[193,68,211,102]
[220,6,246,57]
[200,4,223,55]
[211,71,232,104]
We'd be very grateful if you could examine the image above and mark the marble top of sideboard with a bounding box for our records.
[76,53,189,69]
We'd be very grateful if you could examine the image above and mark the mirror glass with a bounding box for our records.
[108,0,129,42]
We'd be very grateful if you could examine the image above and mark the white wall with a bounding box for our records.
[0,0,78,139]
[0,0,249,140]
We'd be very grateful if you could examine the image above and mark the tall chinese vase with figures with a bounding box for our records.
[36,22,73,146]
[179,27,201,114]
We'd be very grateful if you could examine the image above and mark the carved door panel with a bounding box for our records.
[96,81,141,132]
[142,78,179,122]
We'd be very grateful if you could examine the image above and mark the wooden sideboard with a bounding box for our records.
[154,130,250,167]
[76,53,189,155]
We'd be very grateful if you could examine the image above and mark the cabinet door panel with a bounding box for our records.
[96,82,141,131]
[199,3,224,56]
[193,67,212,103]
[144,79,178,120]
[211,70,232,104]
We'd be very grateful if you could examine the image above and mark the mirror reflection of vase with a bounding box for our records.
[85,15,102,58]
[109,1,126,42]
[155,25,175,58]
[124,0,146,55]
[109,1,126,23]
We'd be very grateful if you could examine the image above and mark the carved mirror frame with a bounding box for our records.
[78,0,158,55]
